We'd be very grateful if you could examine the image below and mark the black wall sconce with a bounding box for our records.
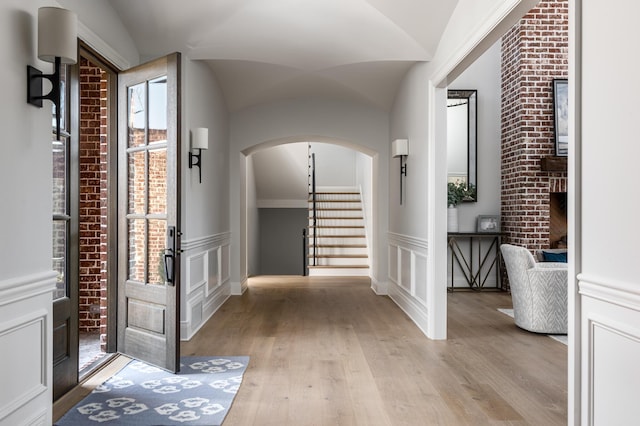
[27,7,78,141]
[189,127,209,183]
[392,138,408,204]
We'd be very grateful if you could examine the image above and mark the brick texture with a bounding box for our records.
[500,0,568,252]
[78,58,108,351]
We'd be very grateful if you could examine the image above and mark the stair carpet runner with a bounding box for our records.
[308,190,369,276]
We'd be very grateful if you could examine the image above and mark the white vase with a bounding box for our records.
[447,206,459,232]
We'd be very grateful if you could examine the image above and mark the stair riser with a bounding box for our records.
[310,258,369,266]
[310,237,366,245]
[310,211,363,218]
[310,202,362,210]
[309,232,366,238]
[310,194,361,201]
[309,219,364,227]
[308,267,370,277]
[305,190,369,276]
[309,248,368,256]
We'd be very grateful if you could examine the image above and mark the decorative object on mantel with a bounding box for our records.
[553,79,568,157]
[447,182,475,232]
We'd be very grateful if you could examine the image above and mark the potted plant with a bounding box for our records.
[447,182,475,232]
[447,181,475,208]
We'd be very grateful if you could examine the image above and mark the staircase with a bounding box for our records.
[308,189,370,276]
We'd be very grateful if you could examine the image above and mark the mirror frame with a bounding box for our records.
[447,89,477,202]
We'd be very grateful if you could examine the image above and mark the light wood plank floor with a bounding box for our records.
[181,276,567,425]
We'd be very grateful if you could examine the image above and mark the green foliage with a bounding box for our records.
[447,182,476,207]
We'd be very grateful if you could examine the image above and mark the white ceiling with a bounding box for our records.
[107,0,459,112]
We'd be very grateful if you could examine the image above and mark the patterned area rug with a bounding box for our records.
[498,308,568,345]
[55,356,249,425]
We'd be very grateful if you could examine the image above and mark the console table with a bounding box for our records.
[447,232,503,291]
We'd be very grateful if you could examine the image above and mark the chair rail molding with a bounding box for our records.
[181,231,231,252]
[577,273,640,312]
[0,271,57,306]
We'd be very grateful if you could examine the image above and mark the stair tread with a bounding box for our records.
[309,217,364,220]
[311,244,367,248]
[311,235,366,238]
[310,192,360,195]
[308,265,369,269]
[310,225,364,228]
[309,201,362,204]
[311,208,362,211]
[309,254,368,259]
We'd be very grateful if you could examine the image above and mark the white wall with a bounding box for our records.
[574,1,640,423]
[310,142,357,187]
[229,98,389,292]
[388,62,432,335]
[182,60,230,240]
[180,58,232,340]
[389,63,430,238]
[252,143,308,207]
[246,154,259,277]
[0,1,140,423]
[356,152,374,266]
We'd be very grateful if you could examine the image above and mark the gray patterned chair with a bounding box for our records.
[500,244,568,334]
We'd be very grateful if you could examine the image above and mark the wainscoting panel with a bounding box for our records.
[185,252,207,294]
[414,252,428,305]
[579,274,640,424]
[205,247,220,297]
[388,245,398,283]
[399,247,412,293]
[387,233,429,336]
[181,232,231,341]
[0,271,56,426]
[221,245,230,285]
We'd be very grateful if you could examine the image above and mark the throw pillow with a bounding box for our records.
[542,251,567,263]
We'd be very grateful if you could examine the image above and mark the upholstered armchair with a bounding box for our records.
[500,244,568,334]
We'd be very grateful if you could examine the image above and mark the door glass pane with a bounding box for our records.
[128,219,146,282]
[148,76,167,144]
[127,83,146,148]
[148,148,167,215]
[148,219,167,285]
[52,220,67,300]
[128,151,146,215]
[52,139,67,215]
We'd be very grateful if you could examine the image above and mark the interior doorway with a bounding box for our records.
[241,139,377,281]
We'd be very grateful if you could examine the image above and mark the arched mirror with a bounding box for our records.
[447,89,477,201]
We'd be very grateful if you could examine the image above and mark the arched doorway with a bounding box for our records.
[238,137,380,287]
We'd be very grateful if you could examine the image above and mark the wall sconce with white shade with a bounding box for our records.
[392,139,408,204]
[189,127,208,183]
[27,7,78,140]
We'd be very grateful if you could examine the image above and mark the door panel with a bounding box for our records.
[117,53,181,372]
[52,61,79,401]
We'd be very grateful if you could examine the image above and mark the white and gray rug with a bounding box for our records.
[56,356,249,425]
[498,308,568,345]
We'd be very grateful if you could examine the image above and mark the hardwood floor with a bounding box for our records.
[181,276,567,425]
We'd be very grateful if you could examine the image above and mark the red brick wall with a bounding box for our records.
[79,58,108,335]
[128,128,168,285]
[500,0,568,251]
